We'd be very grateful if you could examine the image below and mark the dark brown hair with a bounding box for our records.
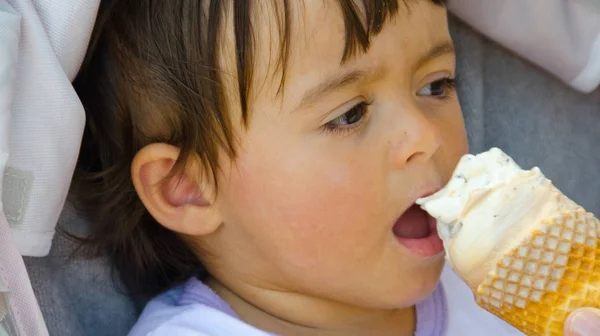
[71,0,447,300]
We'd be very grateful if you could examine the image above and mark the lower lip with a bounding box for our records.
[395,215,444,257]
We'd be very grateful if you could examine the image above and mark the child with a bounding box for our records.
[71,0,504,335]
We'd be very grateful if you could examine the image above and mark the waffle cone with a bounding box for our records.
[474,207,600,336]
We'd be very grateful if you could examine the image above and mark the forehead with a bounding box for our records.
[249,0,450,104]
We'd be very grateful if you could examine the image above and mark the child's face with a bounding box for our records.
[206,1,466,311]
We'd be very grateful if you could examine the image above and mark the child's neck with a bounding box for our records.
[206,277,416,336]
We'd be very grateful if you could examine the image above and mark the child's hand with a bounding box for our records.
[565,308,600,336]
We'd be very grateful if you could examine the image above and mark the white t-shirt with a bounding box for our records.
[129,264,524,336]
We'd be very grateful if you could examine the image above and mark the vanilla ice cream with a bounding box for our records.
[416,148,579,289]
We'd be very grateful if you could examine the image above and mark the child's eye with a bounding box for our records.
[417,77,456,99]
[323,100,371,135]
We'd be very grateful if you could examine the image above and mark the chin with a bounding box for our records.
[382,258,446,309]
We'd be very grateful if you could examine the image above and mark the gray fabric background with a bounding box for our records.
[22,15,600,336]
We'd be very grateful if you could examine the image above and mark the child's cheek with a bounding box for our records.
[275,168,382,273]
[229,145,383,270]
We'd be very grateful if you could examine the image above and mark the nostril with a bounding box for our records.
[406,152,423,164]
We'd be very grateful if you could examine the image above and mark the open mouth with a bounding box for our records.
[392,204,444,257]
[392,204,432,239]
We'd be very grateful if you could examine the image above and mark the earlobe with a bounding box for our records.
[131,143,222,236]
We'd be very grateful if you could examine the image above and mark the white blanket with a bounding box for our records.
[0,0,98,334]
[449,0,600,93]
[4,0,99,258]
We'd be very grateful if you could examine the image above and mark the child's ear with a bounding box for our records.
[131,143,222,236]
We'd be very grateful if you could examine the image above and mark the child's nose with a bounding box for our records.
[388,105,442,168]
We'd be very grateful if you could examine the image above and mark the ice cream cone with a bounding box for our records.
[416,148,600,336]
[475,207,600,336]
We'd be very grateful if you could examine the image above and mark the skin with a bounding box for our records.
[133,1,468,335]
[565,308,600,336]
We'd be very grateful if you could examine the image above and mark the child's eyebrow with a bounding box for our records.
[298,67,382,109]
[296,41,455,110]
[412,41,455,72]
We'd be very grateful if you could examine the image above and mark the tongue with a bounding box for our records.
[393,205,431,239]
